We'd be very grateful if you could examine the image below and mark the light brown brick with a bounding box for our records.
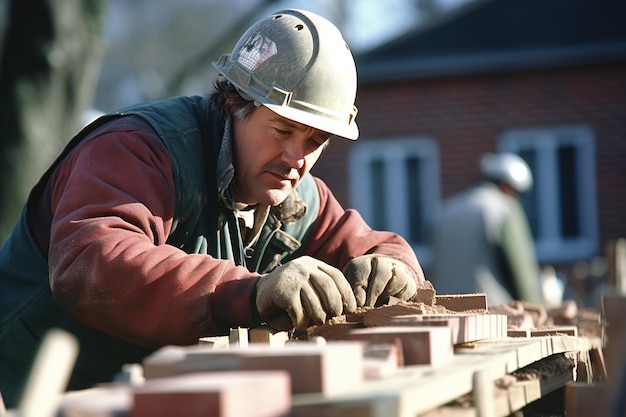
[129,371,290,417]
[435,293,488,312]
[347,326,453,366]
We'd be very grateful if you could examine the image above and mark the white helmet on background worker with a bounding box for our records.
[480,152,533,193]
[212,9,359,140]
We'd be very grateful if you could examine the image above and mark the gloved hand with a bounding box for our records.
[255,256,357,331]
[342,254,417,307]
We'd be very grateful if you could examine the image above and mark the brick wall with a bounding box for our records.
[312,62,626,274]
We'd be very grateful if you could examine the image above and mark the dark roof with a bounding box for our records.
[356,0,626,82]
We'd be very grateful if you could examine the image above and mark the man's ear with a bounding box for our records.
[224,93,237,114]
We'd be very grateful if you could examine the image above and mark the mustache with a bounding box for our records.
[266,163,300,181]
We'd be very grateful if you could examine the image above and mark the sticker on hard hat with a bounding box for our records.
[237,33,277,71]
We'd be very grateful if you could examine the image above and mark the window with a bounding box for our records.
[348,138,440,264]
[499,125,598,263]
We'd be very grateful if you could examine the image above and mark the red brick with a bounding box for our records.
[130,371,290,417]
[347,326,453,366]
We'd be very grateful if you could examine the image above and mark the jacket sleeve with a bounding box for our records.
[47,119,259,349]
[301,177,425,283]
[499,202,543,303]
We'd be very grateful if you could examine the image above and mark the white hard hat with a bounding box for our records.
[213,9,359,140]
[480,152,533,193]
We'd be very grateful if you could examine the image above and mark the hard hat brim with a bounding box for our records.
[263,102,359,140]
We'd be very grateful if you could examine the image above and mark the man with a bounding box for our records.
[0,9,424,406]
[430,152,543,305]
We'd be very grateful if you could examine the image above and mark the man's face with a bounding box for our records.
[230,105,330,206]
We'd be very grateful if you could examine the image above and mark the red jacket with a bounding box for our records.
[0,96,424,404]
[25,114,423,349]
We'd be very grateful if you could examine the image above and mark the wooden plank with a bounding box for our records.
[588,347,608,382]
[605,238,626,293]
[17,329,79,417]
[291,395,401,417]
[601,295,626,380]
[502,377,528,412]
[357,351,577,417]
[472,370,495,417]
[600,294,626,410]
[564,383,611,417]
[492,370,573,417]
[292,335,598,417]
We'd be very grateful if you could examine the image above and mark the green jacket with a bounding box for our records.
[430,181,542,304]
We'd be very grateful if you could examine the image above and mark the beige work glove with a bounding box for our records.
[343,254,417,307]
[255,256,357,331]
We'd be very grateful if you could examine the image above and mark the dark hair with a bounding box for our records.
[209,78,257,121]
[209,78,332,152]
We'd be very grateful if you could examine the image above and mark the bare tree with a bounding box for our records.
[0,0,105,242]
[93,0,284,111]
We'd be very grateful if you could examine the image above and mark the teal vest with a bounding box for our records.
[0,96,319,407]
[115,96,319,271]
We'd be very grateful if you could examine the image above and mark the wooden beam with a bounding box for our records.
[292,335,600,417]
[565,383,611,417]
[605,238,626,293]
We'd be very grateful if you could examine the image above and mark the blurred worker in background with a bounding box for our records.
[0,9,424,406]
[430,152,543,305]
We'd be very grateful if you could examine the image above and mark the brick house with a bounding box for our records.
[311,0,626,303]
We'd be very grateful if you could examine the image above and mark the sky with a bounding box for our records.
[256,0,474,52]
[93,0,476,110]
[344,0,437,51]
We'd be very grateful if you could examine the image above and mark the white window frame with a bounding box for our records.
[499,125,598,263]
[348,137,440,264]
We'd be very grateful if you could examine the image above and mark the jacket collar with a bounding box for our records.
[216,115,236,210]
